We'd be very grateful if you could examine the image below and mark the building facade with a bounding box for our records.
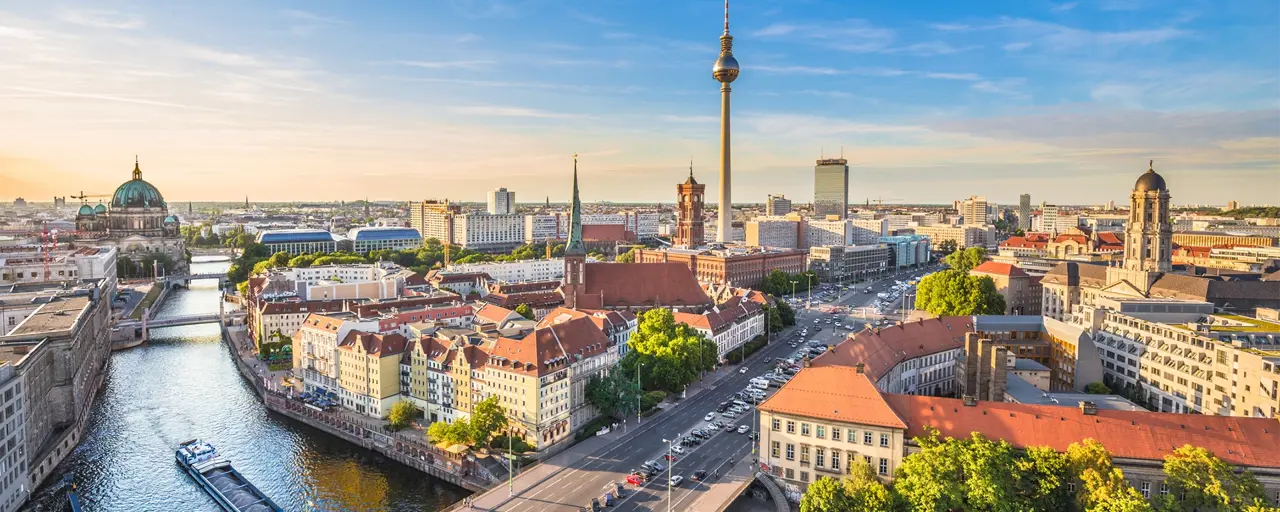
[849,218,888,245]
[970,261,1043,315]
[409,200,462,243]
[256,229,342,255]
[879,235,931,269]
[1018,194,1032,231]
[487,188,515,215]
[745,217,800,249]
[675,172,706,247]
[813,158,850,220]
[347,227,422,253]
[452,213,525,252]
[910,224,995,252]
[960,196,989,225]
[634,247,808,289]
[766,194,792,217]
[808,245,893,283]
[72,160,186,272]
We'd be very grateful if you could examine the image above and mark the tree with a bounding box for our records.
[936,239,959,256]
[914,270,1006,316]
[617,309,718,393]
[428,419,472,446]
[893,429,968,512]
[468,396,507,447]
[1014,446,1073,512]
[765,305,784,333]
[1085,382,1112,395]
[799,477,853,512]
[1066,439,1150,511]
[843,461,899,512]
[775,299,796,326]
[387,401,421,430]
[515,304,534,320]
[616,248,637,263]
[287,254,316,268]
[944,247,986,272]
[585,370,641,418]
[1159,445,1269,511]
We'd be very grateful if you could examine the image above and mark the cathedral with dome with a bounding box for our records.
[75,159,187,271]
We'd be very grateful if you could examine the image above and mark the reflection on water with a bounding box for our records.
[27,257,466,511]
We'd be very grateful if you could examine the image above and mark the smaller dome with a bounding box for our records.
[94,203,107,214]
[164,215,178,224]
[1134,162,1167,193]
[78,205,95,216]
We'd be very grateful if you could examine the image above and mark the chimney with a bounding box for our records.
[961,395,978,407]
[855,362,865,374]
[1079,401,1098,416]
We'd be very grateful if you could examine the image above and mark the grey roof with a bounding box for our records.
[1005,373,1146,412]
[1012,358,1049,372]
[973,315,1044,332]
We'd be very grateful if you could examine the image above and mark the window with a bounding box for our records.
[878,458,888,475]
[785,468,794,480]
[800,471,809,483]
[816,448,825,467]
[786,421,795,434]
[1160,483,1169,496]
[848,428,856,442]
[831,428,841,442]
[864,432,873,445]
[831,452,841,471]
[880,433,890,447]
[771,441,780,458]
[801,423,810,436]
[816,425,825,439]
[786,444,795,461]
[772,418,780,431]
[800,446,810,464]
[864,455,872,465]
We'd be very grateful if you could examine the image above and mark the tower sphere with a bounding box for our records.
[713,54,739,83]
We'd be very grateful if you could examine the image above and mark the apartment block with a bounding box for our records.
[673,294,765,358]
[766,194,792,216]
[910,224,996,252]
[970,261,1043,315]
[744,217,800,249]
[808,245,893,283]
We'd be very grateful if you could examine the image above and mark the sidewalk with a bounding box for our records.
[687,455,759,512]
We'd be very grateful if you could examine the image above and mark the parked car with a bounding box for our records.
[669,475,684,487]
[704,412,716,421]
[737,425,751,434]
[692,470,708,481]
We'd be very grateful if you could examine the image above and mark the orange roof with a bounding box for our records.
[490,313,612,376]
[1001,236,1047,249]
[971,261,1030,278]
[884,394,1280,469]
[759,366,907,430]
[300,313,345,332]
[475,303,518,324]
[811,317,972,381]
[338,331,409,357]
[1097,232,1123,245]
[582,223,628,242]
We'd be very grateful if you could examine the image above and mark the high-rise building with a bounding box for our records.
[1018,194,1031,231]
[712,1,739,242]
[1227,200,1240,211]
[766,194,792,216]
[487,188,515,215]
[1041,203,1060,235]
[675,168,706,247]
[744,217,799,248]
[960,196,989,225]
[813,158,849,219]
[409,200,461,243]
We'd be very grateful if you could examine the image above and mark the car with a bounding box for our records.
[739,367,748,374]
[692,470,708,481]
[669,475,685,487]
[671,445,686,454]
[654,460,668,470]
[626,474,645,485]
[737,425,751,434]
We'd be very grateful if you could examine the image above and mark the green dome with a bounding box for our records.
[78,205,95,216]
[164,215,178,223]
[93,203,107,214]
[111,161,166,209]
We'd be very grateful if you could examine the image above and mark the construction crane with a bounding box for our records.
[70,191,110,204]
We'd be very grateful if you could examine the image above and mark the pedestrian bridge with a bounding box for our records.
[118,311,244,330]
[161,272,229,287]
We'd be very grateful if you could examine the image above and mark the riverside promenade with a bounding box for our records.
[219,323,493,493]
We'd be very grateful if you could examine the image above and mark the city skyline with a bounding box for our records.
[1,0,1277,205]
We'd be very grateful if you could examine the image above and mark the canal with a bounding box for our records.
[27,257,468,511]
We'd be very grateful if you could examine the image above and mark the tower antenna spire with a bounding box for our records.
[724,0,730,33]
[690,158,694,178]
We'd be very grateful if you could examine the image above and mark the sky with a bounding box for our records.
[0,0,1277,206]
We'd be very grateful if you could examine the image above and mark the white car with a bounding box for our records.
[739,367,748,374]
[704,413,716,421]
[671,445,686,454]
[737,425,751,434]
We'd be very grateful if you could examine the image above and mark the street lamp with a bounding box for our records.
[805,274,816,308]
[662,438,674,512]
[635,363,645,426]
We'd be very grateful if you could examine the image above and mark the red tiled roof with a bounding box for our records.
[572,263,712,310]
[338,331,409,357]
[1097,232,1123,245]
[674,295,763,333]
[811,316,972,381]
[582,224,628,242]
[489,314,612,376]
[1001,236,1047,249]
[351,295,461,316]
[759,367,907,430]
[884,394,1280,469]
[484,290,565,308]
[971,261,1030,278]
[475,303,518,324]
[300,313,345,332]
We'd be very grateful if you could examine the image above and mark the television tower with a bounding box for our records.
[712,0,739,243]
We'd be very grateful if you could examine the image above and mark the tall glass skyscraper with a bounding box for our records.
[814,158,849,219]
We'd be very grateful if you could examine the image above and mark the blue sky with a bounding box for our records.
[1,0,1276,205]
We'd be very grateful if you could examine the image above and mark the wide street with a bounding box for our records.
[485,267,934,511]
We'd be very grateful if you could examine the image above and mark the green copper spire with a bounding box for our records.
[566,154,585,255]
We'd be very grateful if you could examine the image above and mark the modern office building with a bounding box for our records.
[808,244,893,283]
[1227,200,1240,211]
[409,200,463,243]
[766,194,792,216]
[745,217,800,249]
[256,229,343,255]
[487,188,515,215]
[1018,194,1032,231]
[347,226,422,253]
[878,234,931,269]
[804,219,849,249]
[959,196,989,225]
[849,218,888,245]
[451,212,525,252]
[634,246,807,289]
[910,224,995,252]
[813,158,849,220]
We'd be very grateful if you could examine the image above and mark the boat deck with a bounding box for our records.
[202,465,279,512]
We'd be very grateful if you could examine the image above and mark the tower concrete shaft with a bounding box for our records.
[718,82,732,243]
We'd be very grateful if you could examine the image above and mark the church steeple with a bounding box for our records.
[566,154,585,255]
[132,155,142,180]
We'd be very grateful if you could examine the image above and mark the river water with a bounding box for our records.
[26,257,467,512]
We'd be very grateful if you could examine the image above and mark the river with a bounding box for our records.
[26,257,467,512]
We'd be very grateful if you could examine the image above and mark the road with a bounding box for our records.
[490,268,936,511]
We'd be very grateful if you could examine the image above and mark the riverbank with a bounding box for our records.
[219,324,493,493]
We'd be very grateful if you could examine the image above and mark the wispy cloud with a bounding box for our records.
[755,65,981,82]
[568,10,618,27]
[449,0,521,18]
[1097,0,1146,11]
[752,19,896,53]
[1003,42,1032,52]
[390,60,495,70]
[922,72,982,81]
[57,9,144,30]
[754,65,843,75]
[658,115,717,123]
[971,78,1028,97]
[6,86,220,111]
[280,9,345,36]
[934,17,1188,51]
[449,105,588,119]
[1050,2,1079,12]
[455,33,482,43]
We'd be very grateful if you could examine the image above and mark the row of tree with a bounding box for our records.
[425,396,508,448]
[585,308,720,418]
[760,269,820,297]
[913,247,1007,316]
[116,253,177,279]
[801,430,1273,512]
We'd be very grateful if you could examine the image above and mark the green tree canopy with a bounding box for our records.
[936,239,959,256]
[585,370,641,418]
[515,304,534,320]
[914,270,1006,316]
[427,419,472,446]
[616,248,637,263]
[1066,439,1151,511]
[945,247,987,272]
[1085,382,1112,395]
[774,299,796,326]
[1159,445,1268,511]
[387,401,421,431]
[616,308,718,393]
[468,396,508,447]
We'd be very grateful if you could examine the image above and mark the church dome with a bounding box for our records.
[111,161,167,209]
[1134,162,1167,193]
[78,205,95,216]
[93,203,107,214]
[164,215,178,224]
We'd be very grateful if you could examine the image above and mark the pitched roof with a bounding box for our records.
[674,295,763,333]
[1002,236,1048,249]
[483,290,565,308]
[1097,232,1123,245]
[582,223,628,242]
[972,261,1030,278]
[883,394,1280,469]
[759,366,907,430]
[811,316,972,381]
[338,331,409,357]
[260,300,347,316]
[474,303,519,324]
[572,262,712,310]
[300,313,345,333]
[489,314,612,376]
